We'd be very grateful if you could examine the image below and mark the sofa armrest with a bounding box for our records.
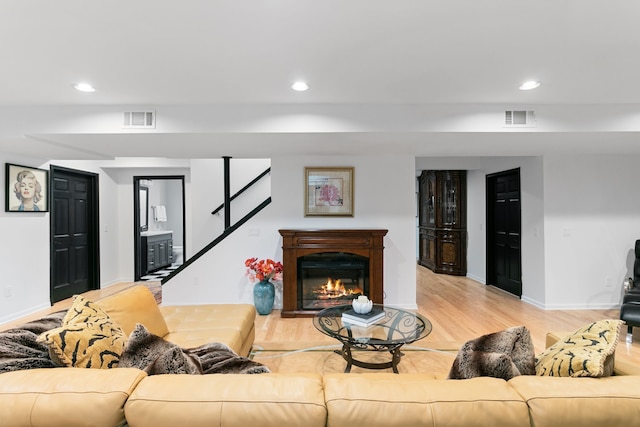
[545,332,562,348]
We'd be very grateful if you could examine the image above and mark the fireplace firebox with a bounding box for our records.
[298,252,369,310]
[279,229,388,317]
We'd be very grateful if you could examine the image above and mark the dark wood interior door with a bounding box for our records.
[50,166,99,303]
[487,169,522,297]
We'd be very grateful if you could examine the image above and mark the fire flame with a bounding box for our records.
[314,278,363,299]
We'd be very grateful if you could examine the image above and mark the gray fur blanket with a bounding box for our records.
[118,323,270,375]
[447,326,535,380]
[0,311,66,373]
[1,315,269,375]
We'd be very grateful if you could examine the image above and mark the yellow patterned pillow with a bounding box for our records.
[37,295,126,369]
[535,319,621,377]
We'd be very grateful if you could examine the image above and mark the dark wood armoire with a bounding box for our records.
[417,170,467,276]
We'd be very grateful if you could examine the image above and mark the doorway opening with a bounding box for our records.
[486,168,522,297]
[133,176,186,282]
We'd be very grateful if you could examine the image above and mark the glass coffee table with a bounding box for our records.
[313,304,432,373]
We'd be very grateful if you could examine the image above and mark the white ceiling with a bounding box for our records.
[1,0,640,160]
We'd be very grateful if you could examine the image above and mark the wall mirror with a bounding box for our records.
[139,186,149,232]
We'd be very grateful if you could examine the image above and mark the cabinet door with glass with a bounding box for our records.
[436,170,466,228]
[418,171,436,224]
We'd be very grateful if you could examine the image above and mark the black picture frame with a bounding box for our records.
[5,163,49,212]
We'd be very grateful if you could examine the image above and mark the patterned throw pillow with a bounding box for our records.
[37,295,126,369]
[535,319,621,377]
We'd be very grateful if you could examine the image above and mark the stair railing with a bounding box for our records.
[211,167,271,218]
[162,158,272,284]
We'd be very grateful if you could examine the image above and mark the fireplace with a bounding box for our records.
[298,252,369,310]
[279,229,388,317]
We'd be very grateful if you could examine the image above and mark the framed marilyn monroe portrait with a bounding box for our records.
[5,163,49,212]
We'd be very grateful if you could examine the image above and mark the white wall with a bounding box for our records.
[190,158,271,254]
[542,154,640,309]
[0,153,51,323]
[163,154,418,310]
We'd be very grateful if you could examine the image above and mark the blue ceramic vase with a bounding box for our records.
[253,279,275,315]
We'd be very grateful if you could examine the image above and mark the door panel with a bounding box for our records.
[50,167,99,303]
[487,169,522,297]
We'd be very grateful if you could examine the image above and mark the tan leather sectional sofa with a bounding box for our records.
[2,285,640,427]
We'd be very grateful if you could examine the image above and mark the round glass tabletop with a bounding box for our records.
[313,304,432,348]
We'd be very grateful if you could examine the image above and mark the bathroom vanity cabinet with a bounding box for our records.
[141,232,173,275]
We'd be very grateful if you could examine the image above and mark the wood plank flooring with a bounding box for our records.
[255,265,640,365]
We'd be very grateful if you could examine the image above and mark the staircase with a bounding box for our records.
[161,159,271,284]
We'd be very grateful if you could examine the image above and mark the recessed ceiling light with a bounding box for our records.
[291,81,309,91]
[74,83,95,93]
[519,80,541,91]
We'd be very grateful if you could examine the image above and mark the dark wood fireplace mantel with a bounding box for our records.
[279,229,388,318]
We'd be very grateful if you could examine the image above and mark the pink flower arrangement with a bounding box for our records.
[244,257,283,282]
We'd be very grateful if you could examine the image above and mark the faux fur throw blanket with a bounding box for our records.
[1,315,269,375]
[448,326,535,380]
[118,323,270,375]
[0,311,66,373]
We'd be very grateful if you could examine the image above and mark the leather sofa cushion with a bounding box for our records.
[509,376,640,427]
[323,374,530,427]
[161,304,255,341]
[161,304,256,355]
[0,367,146,427]
[96,286,169,337]
[125,373,326,427]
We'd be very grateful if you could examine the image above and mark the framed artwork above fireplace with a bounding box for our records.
[304,167,354,217]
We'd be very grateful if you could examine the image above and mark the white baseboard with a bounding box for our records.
[0,302,50,326]
[385,302,419,311]
[466,273,485,284]
[541,303,622,310]
[101,278,130,288]
[520,295,546,309]
[521,295,621,311]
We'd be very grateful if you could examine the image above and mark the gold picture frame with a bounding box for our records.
[304,167,354,217]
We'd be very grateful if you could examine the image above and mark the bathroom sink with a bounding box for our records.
[141,230,173,236]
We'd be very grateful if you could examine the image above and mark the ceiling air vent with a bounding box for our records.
[504,110,536,128]
[123,111,156,128]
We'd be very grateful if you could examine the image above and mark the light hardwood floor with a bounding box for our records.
[255,265,640,364]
